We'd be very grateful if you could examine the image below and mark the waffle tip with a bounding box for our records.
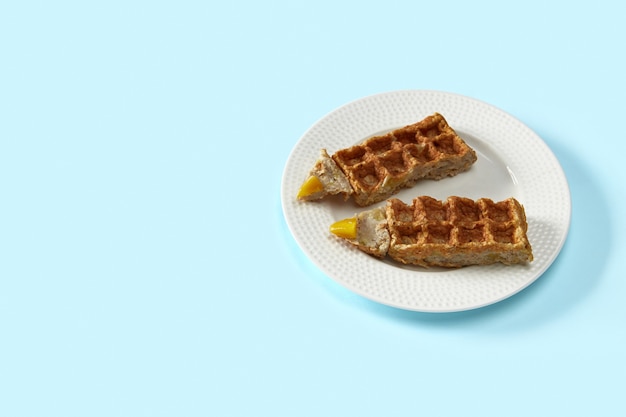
[329,217,357,239]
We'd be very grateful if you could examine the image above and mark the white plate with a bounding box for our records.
[281,90,571,312]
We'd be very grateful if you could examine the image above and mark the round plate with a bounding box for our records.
[281,90,571,312]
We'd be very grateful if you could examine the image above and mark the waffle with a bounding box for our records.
[330,196,533,268]
[297,113,477,206]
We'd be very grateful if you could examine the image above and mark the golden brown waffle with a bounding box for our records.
[386,196,533,267]
[297,113,477,206]
[330,196,533,267]
[332,113,477,206]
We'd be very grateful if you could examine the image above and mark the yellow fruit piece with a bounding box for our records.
[297,175,324,199]
[329,217,357,239]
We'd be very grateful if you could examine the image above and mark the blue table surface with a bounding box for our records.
[2,1,625,416]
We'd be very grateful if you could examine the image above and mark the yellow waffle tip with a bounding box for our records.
[329,217,357,239]
[297,175,324,199]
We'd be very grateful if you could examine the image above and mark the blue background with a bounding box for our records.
[1,1,624,416]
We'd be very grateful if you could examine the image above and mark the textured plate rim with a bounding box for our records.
[281,90,571,313]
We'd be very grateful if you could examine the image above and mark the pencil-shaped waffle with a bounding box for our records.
[297,113,477,206]
[330,196,533,267]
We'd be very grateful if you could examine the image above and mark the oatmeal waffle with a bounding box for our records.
[330,196,533,268]
[298,113,477,206]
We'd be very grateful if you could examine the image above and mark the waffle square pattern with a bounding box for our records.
[386,196,533,267]
[333,113,476,206]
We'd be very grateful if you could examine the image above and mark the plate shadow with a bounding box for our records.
[339,137,613,331]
